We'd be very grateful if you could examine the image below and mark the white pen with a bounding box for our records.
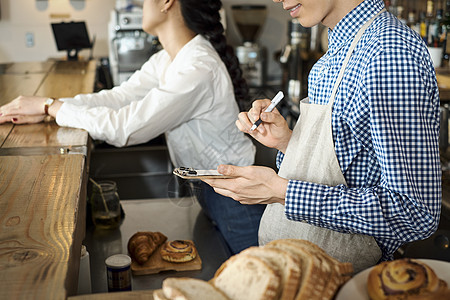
[250,91,284,131]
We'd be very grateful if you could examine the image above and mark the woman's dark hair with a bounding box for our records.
[179,0,249,110]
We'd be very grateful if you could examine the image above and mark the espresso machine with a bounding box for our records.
[108,8,161,85]
[231,5,267,88]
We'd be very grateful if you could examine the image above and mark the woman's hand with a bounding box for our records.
[236,99,292,153]
[202,164,288,205]
[0,114,46,124]
[0,95,47,117]
[0,95,62,124]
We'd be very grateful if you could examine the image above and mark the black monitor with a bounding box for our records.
[51,21,92,61]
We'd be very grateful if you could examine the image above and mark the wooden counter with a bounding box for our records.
[0,60,96,299]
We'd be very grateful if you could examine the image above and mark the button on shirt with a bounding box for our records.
[56,35,255,169]
[279,0,441,261]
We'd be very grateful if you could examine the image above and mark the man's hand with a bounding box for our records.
[236,99,292,153]
[202,164,288,205]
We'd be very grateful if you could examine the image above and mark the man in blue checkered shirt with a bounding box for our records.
[204,0,441,264]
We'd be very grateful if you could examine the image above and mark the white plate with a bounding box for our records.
[335,259,450,300]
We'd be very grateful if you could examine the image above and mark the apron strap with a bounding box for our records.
[328,8,386,106]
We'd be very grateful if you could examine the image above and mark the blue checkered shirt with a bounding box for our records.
[278,0,441,261]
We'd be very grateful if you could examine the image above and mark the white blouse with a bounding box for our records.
[56,35,255,169]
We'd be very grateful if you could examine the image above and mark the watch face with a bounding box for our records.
[45,98,54,105]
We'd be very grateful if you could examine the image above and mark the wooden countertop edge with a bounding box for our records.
[0,61,95,299]
[68,290,155,300]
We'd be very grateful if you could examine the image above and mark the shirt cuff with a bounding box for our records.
[276,151,285,169]
[55,102,84,128]
[284,179,323,224]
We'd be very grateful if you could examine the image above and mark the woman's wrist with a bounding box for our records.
[47,100,62,118]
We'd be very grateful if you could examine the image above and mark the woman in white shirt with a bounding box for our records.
[0,0,265,254]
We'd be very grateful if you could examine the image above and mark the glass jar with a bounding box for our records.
[90,180,121,229]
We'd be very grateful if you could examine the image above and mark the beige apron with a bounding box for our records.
[259,10,385,273]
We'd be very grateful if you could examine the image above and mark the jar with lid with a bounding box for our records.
[105,254,132,292]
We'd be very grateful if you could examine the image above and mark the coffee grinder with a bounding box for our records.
[231,5,267,88]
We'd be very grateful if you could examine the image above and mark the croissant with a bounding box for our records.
[127,231,167,264]
[367,258,448,300]
[160,240,197,263]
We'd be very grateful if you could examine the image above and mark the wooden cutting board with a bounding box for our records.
[131,244,202,276]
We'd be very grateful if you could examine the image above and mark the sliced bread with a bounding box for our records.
[283,239,353,276]
[212,254,281,300]
[266,240,328,300]
[162,277,229,300]
[240,246,301,300]
[280,239,353,300]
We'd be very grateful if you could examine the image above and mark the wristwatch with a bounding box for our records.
[44,97,55,115]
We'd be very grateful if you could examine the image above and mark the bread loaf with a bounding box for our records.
[240,246,300,300]
[155,239,352,300]
[265,239,353,300]
[160,240,197,263]
[160,277,229,300]
[367,258,448,300]
[278,239,353,300]
[212,254,281,300]
[281,239,353,276]
[127,231,167,264]
[266,240,327,300]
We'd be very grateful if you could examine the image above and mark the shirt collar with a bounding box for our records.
[327,0,385,56]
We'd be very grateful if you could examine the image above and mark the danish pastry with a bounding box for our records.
[127,231,167,264]
[367,258,448,300]
[160,240,197,263]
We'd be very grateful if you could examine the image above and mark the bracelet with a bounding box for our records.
[44,97,55,115]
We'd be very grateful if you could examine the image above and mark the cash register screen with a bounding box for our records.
[51,21,92,60]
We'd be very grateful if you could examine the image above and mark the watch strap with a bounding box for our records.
[44,98,55,115]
